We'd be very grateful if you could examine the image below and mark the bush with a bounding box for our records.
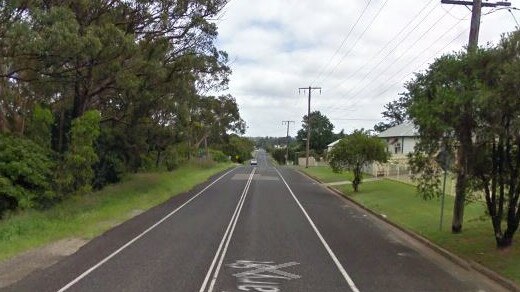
[164,143,190,171]
[56,110,101,195]
[26,105,54,149]
[271,148,287,164]
[92,127,126,189]
[0,135,56,214]
[209,149,229,163]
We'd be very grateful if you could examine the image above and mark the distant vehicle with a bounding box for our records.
[250,159,258,166]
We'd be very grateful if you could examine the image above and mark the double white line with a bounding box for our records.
[57,167,237,292]
[199,167,256,292]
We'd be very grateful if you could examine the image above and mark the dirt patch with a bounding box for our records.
[0,238,87,288]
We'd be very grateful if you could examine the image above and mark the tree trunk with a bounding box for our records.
[452,117,473,234]
[496,233,514,249]
[452,170,466,233]
[58,109,65,153]
[353,166,362,192]
[0,104,7,134]
[156,149,161,168]
[204,137,209,160]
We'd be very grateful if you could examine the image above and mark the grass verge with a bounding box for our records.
[300,166,520,285]
[297,166,354,182]
[0,162,233,262]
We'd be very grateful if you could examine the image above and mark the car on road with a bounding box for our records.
[250,159,258,166]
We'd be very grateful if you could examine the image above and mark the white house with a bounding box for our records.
[378,122,419,158]
[327,139,341,153]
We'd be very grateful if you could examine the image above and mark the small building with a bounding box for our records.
[378,122,419,158]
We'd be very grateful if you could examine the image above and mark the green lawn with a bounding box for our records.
[300,166,520,285]
[298,166,354,183]
[0,162,233,262]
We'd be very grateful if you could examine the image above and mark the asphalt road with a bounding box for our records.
[6,150,505,292]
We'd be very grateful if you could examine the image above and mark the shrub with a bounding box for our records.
[164,143,190,171]
[209,149,229,163]
[93,127,126,189]
[0,135,56,214]
[26,105,53,149]
[56,110,101,195]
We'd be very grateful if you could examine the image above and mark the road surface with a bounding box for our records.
[6,150,504,291]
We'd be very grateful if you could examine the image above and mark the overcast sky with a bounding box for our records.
[214,0,518,137]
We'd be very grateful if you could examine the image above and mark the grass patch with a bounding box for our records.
[0,162,233,262]
[300,167,520,285]
[297,166,354,183]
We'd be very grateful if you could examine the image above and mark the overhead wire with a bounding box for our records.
[331,13,471,116]
[347,22,470,111]
[310,0,373,86]
[324,0,439,93]
[314,0,391,85]
[324,5,456,115]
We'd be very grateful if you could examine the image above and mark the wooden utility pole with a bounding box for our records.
[299,86,321,168]
[282,120,295,165]
[441,0,511,233]
[441,0,511,51]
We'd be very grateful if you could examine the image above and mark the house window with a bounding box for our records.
[394,143,401,154]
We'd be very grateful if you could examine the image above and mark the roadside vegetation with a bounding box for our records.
[299,166,520,284]
[0,162,232,261]
[0,2,253,218]
[0,1,256,262]
[379,31,520,247]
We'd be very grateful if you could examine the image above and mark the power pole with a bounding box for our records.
[441,0,511,52]
[299,86,322,168]
[282,120,295,165]
[441,0,511,233]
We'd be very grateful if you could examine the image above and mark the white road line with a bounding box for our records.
[200,168,256,292]
[57,167,238,292]
[274,168,361,292]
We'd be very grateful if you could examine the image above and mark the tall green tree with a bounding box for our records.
[407,31,520,246]
[373,94,410,133]
[407,50,481,233]
[329,130,388,192]
[471,32,520,248]
[297,111,335,155]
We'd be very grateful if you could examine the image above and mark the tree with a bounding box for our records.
[222,135,254,163]
[407,31,520,246]
[57,110,101,195]
[296,111,335,155]
[0,135,56,213]
[0,1,246,214]
[374,94,410,133]
[407,50,481,234]
[470,32,520,248]
[329,130,388,192]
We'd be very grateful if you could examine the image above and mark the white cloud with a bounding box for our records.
[216,0,519,137]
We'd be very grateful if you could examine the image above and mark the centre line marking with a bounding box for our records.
[274,168,361,292]
[57,167,238,292]
[199,167,256,292]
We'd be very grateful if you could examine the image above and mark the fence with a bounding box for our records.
[364,162,456,196]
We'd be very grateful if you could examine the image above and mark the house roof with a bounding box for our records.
[327,139,341,147]
[378,122,418,138]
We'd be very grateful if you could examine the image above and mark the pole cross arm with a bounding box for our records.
[441,0,511,7]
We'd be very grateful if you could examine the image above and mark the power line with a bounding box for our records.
[326,6,455,114]
[310,0,373,86]
[325,0,439,93]
[315,0,390,85]
[333,23,469,115]
[347,24,470,111]
[333,3,442,91]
